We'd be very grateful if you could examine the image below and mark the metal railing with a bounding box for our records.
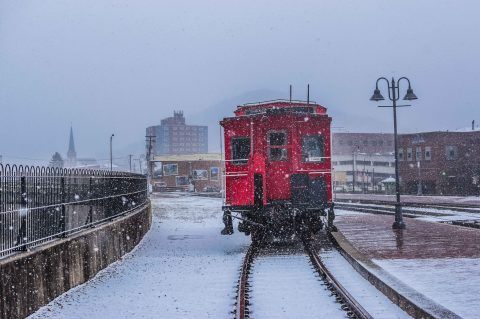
[0,164,148,258]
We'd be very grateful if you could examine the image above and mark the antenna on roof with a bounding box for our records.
[289,85,292,103]
[307,84,310,105]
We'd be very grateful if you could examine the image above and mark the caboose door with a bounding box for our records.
[265,130,291,201]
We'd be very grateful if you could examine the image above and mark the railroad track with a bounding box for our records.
[234,239,373,319]
[336,201,480,229]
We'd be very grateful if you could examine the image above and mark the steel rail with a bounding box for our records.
[235,243,256,319]
[335,198,480,213]
[304,241,374,319]
[336,202,480,229]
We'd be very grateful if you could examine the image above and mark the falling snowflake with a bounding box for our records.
[74,194,80,200]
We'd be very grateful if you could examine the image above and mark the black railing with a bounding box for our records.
[0,164,148,257]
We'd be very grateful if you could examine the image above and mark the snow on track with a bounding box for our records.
[319,249,411,319]
[250,253,347,319]
[30,194,250,319]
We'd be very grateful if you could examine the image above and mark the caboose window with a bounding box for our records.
[302,135,324,162]
[231,137,250,165]
[268,131,288,161]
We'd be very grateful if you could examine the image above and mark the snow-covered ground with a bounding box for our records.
[250,253,348,318]
[320,249,411,319]
[375,258,480,319]
[29,194,475,319]
[29,193,250,319]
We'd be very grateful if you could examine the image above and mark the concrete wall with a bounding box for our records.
[0,202,152,319]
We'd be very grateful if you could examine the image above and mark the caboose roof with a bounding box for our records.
[234,99,327,117]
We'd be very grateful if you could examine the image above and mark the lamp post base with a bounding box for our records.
[392,221,406,229]
[392,203,406,229]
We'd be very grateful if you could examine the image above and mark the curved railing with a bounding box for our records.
[0,164,148,257]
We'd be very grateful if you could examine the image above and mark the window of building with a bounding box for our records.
[425,146,432,160]
[373,161,389,166]
[268,131,288,161]
[407,148,413,161]
[398,148,404,161]
[163,163,178,176]
[210,167,220,181]
[193,169,208,180]
[176,176,189,186]
[339,160,353,165]
[416,147,422,161]
[231,137,250,165]
[301,135,324,162]
[446,145,458,160]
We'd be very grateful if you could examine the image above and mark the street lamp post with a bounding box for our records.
[370,77,418,229]
[417,161,423,195]
[110,134,115,171]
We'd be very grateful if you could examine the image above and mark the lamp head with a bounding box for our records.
[403,87,418,100]
[370,88,385,101]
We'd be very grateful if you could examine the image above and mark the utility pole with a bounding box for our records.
[110,134,115,171]
[128,154,133,172]
[145,135,156,190]
[136,158,143,174]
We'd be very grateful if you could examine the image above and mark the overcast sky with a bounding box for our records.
[1,0,479,165]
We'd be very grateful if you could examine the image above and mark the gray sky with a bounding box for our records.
[1,0,480,165]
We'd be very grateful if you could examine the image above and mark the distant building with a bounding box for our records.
[332,133,395,191]
[146,111,208,156]
[398,130,480,195]
[64,126,100,169]
[332,132,394,155]
[152,153,221,192]
[66,126,77,168]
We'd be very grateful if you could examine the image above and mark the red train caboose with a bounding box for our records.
[220,99,335,241]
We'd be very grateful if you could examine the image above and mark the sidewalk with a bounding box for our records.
[334,213,480,318]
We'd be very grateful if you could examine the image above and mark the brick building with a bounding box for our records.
[146,111,208,155]
[398,131,480,195]
[152,153,222,192]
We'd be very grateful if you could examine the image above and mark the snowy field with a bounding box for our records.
[30,194,250,319]
[375,258,480,319]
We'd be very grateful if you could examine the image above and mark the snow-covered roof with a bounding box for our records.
[380,177,396,183]
[154,153,221,162]
[240,99,318,107]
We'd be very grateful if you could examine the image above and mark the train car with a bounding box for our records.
[220,99,335,241]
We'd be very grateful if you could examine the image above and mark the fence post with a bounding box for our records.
[88,176,94,226]
[58,176,66,238]
[15,176,28,251]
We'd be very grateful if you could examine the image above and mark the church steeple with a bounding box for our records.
[67,126,77,167]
